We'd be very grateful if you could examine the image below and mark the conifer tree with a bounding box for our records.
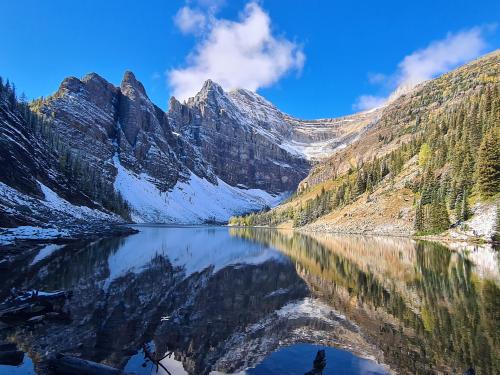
[430,201,451,233]
[476,129,500,198]
[415,200,424,232]
[493,204,500,243]
[460,189,470,221]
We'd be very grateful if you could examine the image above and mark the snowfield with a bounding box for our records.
[113,155,287,224]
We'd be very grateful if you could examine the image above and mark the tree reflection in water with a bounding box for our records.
[230,228,500,375]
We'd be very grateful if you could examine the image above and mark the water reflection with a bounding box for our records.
[230,228,500,375]
[0,226,498,375]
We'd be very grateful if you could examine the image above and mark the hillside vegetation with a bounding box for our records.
[230,50,500,240]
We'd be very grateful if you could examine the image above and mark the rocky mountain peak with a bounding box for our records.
[120,70,147,98]
[201,79,223,93]
[168,96,182,112]
[188,79,226,107]
[58,76,84,95]
[81,72,111,86]
[55,73,119,112]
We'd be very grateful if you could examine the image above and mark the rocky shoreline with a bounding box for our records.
[0,224,137,249]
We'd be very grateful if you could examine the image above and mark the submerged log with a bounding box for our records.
[0,289,72,324]
[49,353,134,375]
[12,289,72,302]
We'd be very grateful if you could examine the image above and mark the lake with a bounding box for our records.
[0,226,498,374]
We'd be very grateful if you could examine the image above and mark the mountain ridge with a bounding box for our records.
[0,69,373,238]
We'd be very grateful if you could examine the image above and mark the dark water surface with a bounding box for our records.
[0,226,498,374]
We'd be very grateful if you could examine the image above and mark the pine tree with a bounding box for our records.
[455,189,470,222]
[493,204,500,243]
[476,129,500,198]
[460,189,470,221]
[454,192,464,221]
[415,200,424,232]
[430,201,451,233]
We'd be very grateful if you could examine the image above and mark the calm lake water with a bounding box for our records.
[0,226,498,374]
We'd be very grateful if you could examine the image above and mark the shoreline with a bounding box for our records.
[0,223,138,249]
[2,221,497,250]
[228,223,498,248]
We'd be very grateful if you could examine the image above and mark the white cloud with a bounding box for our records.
[174,6,207,35]
[353,95,387,111]
[169,2,305,101]
[354,27,489,111]
[396,27,486,88]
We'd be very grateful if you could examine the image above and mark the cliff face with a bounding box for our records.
[168,80,377,193]
[168,80,309,193]
[0,83,120,230]
[37,71,215,193]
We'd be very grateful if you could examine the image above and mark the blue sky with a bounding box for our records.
[1,0,498,118]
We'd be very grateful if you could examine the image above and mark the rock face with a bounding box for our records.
[168,80,377,192]
[168,80,307,192]
[39,71,214,193]
[0,85,111,229]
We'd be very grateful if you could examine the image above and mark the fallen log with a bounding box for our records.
[0,350,24,366]
[49,353,134,375]
[12,289,72,303]
[0,289,72,324]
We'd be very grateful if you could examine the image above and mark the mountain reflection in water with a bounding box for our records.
[0,226,498,375]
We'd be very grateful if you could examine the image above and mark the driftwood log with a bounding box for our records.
[142,343,172,375]
[0,289,71,324]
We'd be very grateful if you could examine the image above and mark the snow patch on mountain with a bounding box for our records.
[280,139,348,160]
[38,182,112,221]
[113,156,287,224]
